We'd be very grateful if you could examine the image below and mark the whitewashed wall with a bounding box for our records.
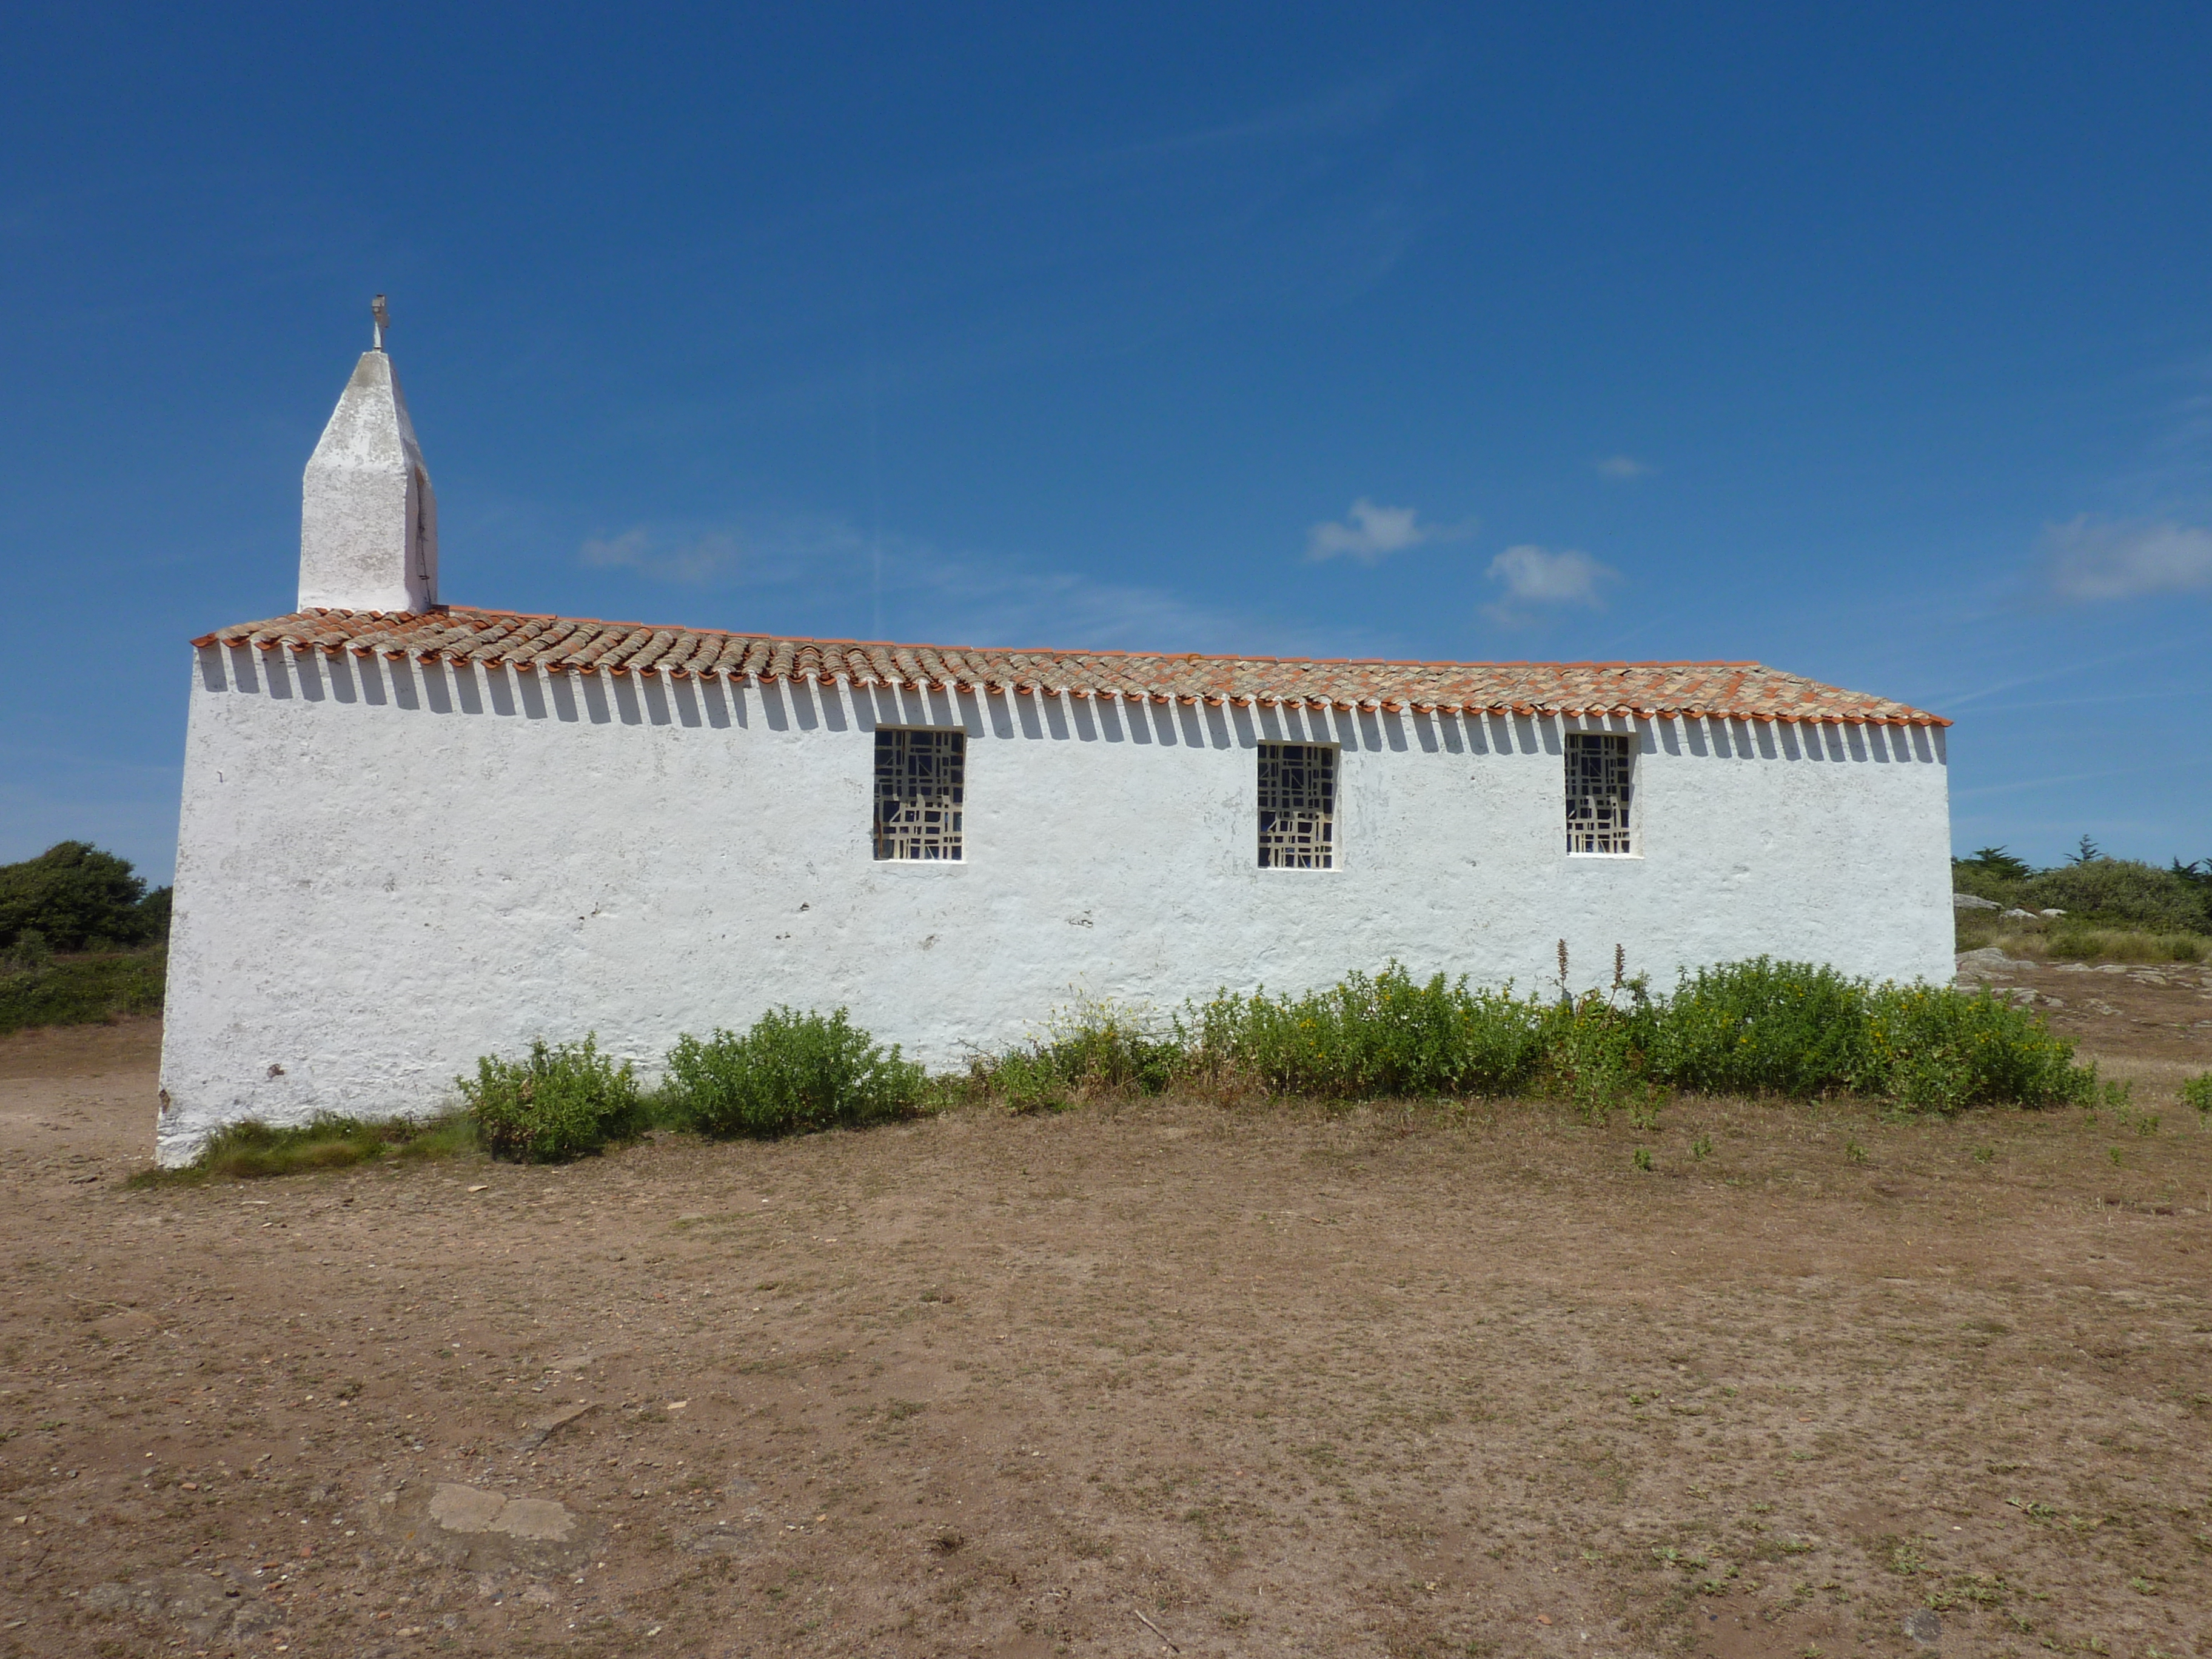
[157,643,1952,1162]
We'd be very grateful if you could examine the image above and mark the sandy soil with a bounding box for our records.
[1,1015,2208,1659]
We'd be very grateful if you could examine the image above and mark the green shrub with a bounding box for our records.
[0,945,166,1034]
[1182,963,1547,1099]
[2182,1074,2212,1119]
[1633,960,2090,1113]
[2045,925,2205,964]
[1951,848,2211,945]
[1036,997,1181,1094]
[1949,861,2027,909]
[663,1008,925,1137]
[0,842,170,950]
[1643,959,1876,1098]
[2,930,53,973]
[1861,984,2093,1113]
[459,1034,645,1162]
[1534,987,1660,1121]
[2023,859,2210,934]
[130,1113,475,1186]
[973,996,1181,1109]
[987,1049,1074,1114]
[1176,957,2093,1116]
[1959,846,2035,882]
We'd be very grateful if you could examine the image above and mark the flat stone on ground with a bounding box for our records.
[428,1483,508,1533]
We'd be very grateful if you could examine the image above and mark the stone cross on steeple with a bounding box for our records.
[297,297,438,614]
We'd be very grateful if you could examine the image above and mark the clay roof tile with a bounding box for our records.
[190,606,1946,726]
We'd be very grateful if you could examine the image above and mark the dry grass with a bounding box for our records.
[5,1063,2210,1657]
[1956,912,2207,965]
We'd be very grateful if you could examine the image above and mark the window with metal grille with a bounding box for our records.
[1257,742,1336,869]
[1564,731,1634,854]
[873,729,965,860]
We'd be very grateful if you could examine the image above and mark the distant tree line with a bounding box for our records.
[1954,840,2212,934]
[0,842,172,957]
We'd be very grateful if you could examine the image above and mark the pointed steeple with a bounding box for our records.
[298,296,438,614]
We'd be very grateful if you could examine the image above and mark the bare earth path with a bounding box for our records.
[1,1018,2208,1658]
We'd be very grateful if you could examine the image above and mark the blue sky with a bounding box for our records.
[5,2,2210,885]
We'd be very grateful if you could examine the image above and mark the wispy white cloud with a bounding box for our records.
[578,514,1346,658]
[1595,455,1655,481]
[580,528,742,585]
[1487,544,1614,604]
[1304,498,1475,565]
[2043,515,2212,601]
[831,72,1414,213]
[1929,632,2210,711]
[1952,754,2212,800]
[699,71,1435,427]
[1481,543,1618,626]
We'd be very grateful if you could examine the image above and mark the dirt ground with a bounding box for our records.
[1954,954,2212,1067]
[2,1004,2209,1659]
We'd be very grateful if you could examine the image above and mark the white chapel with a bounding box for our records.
[156,315,1954,1162]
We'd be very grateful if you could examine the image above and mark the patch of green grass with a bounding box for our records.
[979,1048,1074,1115]
[2180,1074,2212,1119]
[966,994,1188,1111]
[129,1112,475,1187]
[1033,995,1181,1094]
[0,946,164,1034]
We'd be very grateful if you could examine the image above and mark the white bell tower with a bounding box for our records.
[298,296,438,614]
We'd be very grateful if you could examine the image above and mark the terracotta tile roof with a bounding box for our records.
[194,606,1948,726]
